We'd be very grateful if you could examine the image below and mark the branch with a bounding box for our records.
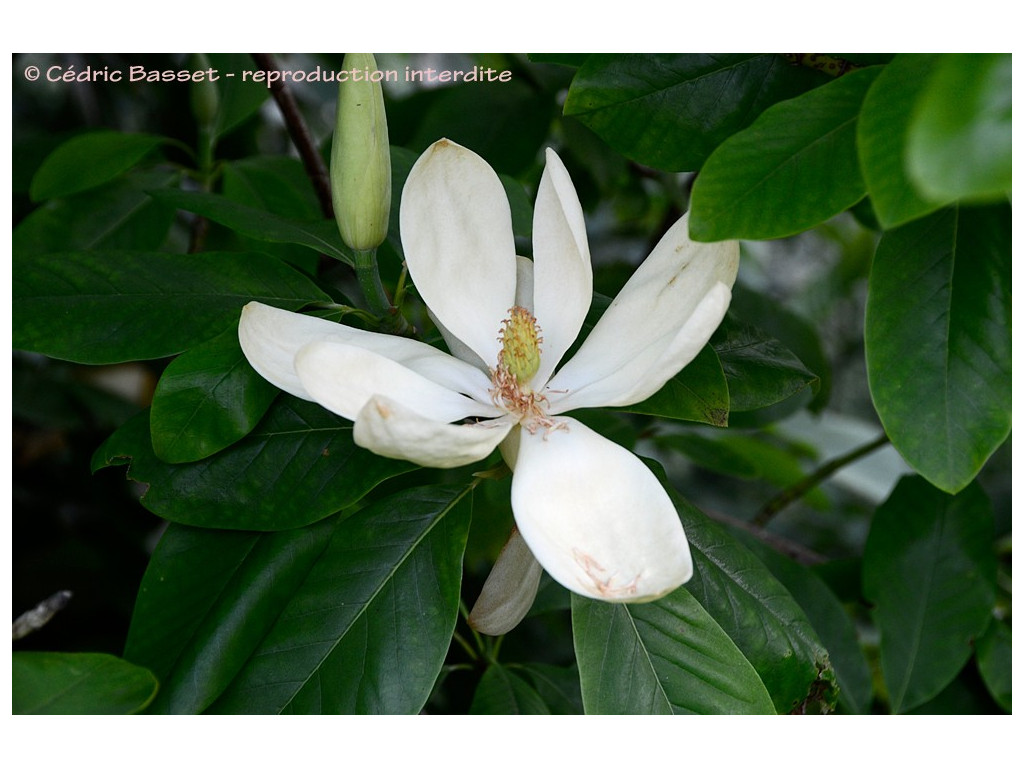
[702,509,826,566]
[251,53,334,220]
[752,432,891,528]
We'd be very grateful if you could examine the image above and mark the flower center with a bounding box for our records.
[491,306,552,428]
[498,305,541,385]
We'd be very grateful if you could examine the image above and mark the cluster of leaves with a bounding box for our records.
[12,53,1010,714]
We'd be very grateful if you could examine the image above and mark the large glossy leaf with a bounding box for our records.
[13,250,329,364]
[729,284,832,412]
[866,205,1011,493]
[689,66,880,241]
[29,130,167,201]
[13,652,158,714]
[149,326,278,463]
[572,589,775,714]
[735,533,873,714]
[149,189,355,266]
[124,518,335,713]
[857,54,951,228]
[14,169,178,258]
[202,484,472,713]
[906,53,1011,202]
[564,54,827,171]
[674,485,837,713]
[862,476,997,713]
[713,316,819,413]
[514,663,583,714]
[93,397,417,530]
[975,620,1011,713]
[469,665,551,714]
[619,343,730,426]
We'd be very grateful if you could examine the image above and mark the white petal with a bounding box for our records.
[467,527,543,635]
[239,302,494,403]
[546,213,738,412]
[400,139,516,367]
[531,149,592,385]
[294,341,500,423]
[354,396,513,468]
[510,417,692,602]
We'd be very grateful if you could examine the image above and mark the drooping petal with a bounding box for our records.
[531,149,593,385]
[546,213,738,412]
[510,416,692,602]
[294,341,501,423]
[400,139,516,367]
[239,302,494,403]
[467,527,543,636]
[354,396,513,468]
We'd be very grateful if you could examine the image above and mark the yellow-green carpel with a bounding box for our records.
[498,306,542,387]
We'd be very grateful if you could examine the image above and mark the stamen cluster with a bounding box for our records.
[491,306,552,429]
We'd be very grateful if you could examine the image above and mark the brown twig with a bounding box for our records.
[702,509,826,566]
[250,53,334,220]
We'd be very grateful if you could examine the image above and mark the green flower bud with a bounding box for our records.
[331,52,391,251]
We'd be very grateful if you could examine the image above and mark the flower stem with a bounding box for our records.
[354,247,412,335]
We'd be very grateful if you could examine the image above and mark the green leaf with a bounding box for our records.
[124,519,336,713]
[730,284,832,412]
[975,620,1011,713]
[149,189,355,266]
[14,169,178,258]
[699,434,828,508]
[13,250,329,364]
[654,432,760,479]
[93,398,417,530]
[469,665,551,714]
[713,316,819,413]
[149,326,278,463]
[674,485,837,712]
[29,131,167,201]
[222,156,321,219]
[907,53,1011,202]
[619,343,730,426]
[572,589,775,714]
[409,80,553,176]
[866,205,1011,493]
[564,54,828,171]
[862,476,997,713]
[13,652,158,714]
[514,663,583,714]
[857,54,952,228]
[207,53,270,139]
[204,484,472,713]
[734,533,873,714]
[690,66,880,241]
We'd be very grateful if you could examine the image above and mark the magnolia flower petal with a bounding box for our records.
[239,302,494,403]
[467,527,543,636]
[295,341,501,423]
[514,255,534,311]
[546,213,738,411]
[354,396,513,468]
[550,282,733,412]
[511,417,692,602]
[400,138,516,366]
[531,149,592,385]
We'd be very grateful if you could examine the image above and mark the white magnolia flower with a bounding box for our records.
[238,138,739,634]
